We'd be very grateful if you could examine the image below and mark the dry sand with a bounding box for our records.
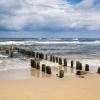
[0,71,100,100]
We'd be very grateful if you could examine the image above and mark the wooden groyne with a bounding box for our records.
[1,46,100,78]
[14,47,100,78]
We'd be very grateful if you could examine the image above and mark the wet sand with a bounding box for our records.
[0,68,100,100]
[0,58,100,100]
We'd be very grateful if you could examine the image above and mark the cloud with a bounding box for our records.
[0,0,100,32]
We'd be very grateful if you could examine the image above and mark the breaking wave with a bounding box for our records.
[0,40,100,45]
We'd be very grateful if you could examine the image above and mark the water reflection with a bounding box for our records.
[30,68,51,78]
[71,68,74,73]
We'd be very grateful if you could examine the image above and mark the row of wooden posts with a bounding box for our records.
[31,59,65,78]
[16,47,100,77]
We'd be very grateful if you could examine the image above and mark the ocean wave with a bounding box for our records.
[0,59,30,71]
[0,40,100,45]
[0,54,8,58]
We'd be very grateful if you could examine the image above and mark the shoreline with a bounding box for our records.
[0,73,100,100]
[0,46,100,100]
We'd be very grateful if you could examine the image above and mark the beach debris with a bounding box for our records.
[59,70,64,78]
[85,64,89,71]
[64,58,67,67]
[71,60,74,68]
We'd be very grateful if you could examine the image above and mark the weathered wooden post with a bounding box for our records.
[46,66,52,74]
[76,61,82,70]
[76,70,81,75]
[31,59,36,68]
[6,49,9,54]
[71,60,74,68]
[59,58,62,65]
[64,59,67,67]
[76,61,80,70]
[36,62,40,70]
[85,64,89,71]
[42,64,46,72]
[56,57,58,63]
[59,70,64,78]
[79,63,82,70]
[36,52,39,58]
[32,51,35,58]
[39,53,41,59]
[10,51,14,57]
[53,56,55,62]
[50,55,53,62]
[42,53,44,59]
[27,50,32,56]
[39,53,44,59]
[97,67,100,73]
[45,54,48,60]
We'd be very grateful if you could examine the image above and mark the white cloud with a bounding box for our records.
[0,0,100,32]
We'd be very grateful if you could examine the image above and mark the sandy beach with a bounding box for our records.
[0,68,100,100]
[0,46,100,100]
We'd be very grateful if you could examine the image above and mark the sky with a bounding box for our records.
[0,0,100,38]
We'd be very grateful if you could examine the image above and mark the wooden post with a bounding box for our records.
[53,56,55,62]
[45,54,48,60]
[79,63,82,70]
[76,70,81,75]
[10,51,13,57]
[64,59,67,67]
[71,60,74,68]
[46,66,52,74]
[76,61,80,70]
[59,58,62,65]
[56,57,58,63]
[50,55,53,62]
[97,67,100,73]
[6,50,9,54]
[85,64,89,71]
[36,52,39,58]
[31,59,36,68]
[32,51,35,57]
[76,61,82,70]
[59,70,64,78]
[42,64,46,72]
[36,62,40,70]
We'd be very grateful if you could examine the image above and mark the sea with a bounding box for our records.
[0,38,100,73]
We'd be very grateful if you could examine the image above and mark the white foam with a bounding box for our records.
[0,40,100,45]
[0,54,8,58]
[0,58,30,71]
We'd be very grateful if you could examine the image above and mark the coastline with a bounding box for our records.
[0,72,100,100]
[0,40,100,100]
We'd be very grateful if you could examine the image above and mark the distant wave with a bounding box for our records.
[0,40,100,45]
[72,38,78,41]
